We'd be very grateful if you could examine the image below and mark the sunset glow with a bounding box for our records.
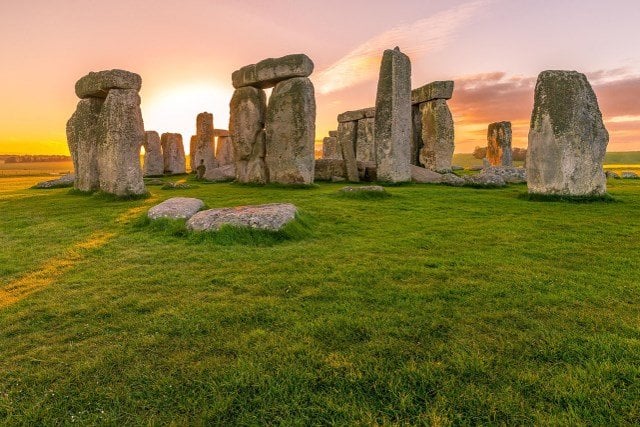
[0,0,638,155]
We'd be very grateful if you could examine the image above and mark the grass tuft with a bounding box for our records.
[337,188,392,200]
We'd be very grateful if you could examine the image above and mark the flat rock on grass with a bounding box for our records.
[340,185,386,193]
[483,166,526,184]
[33,173,75,189]
[411,165,464,186]
[148,197,204,220]
[187,203,298,232]
[464,172,506,187]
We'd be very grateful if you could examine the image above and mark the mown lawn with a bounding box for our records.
[1,174,639,425]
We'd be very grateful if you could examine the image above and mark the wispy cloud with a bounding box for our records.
[314,1,491,95]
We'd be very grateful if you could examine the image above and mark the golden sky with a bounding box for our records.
[0,0,638,155]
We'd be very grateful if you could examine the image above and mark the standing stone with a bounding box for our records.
[322,136,341,160]
[161,133,186,174]
[356,118,376,162]
[189,136,197,172]
[192,112,217,173]
[143,131,164,176]
[527,70,609,196]
[265,77,316,184]
[419,99,454,172]
[374,47,412,182]
[229,86,267,183]
[410,104,422,166]
[66,98,103,191]
[97,89,146,196]
[487,121,513,166]
[215,135,234,166]
[338,121,359,182]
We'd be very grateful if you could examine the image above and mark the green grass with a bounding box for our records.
[1,176,640,425]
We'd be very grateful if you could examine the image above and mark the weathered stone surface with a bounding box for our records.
[161,133,186,175]
[337,107,375,123]
[265,77,316,184]
[464,172,506,187]
[451,165,464,171]
[322,136,341,160]
[410,104,422,166]
[192,112,217,174]
[338,121,359,182]
[527,70,609,196]
[328,130,338,138]
[143,131,164,176]
[187,203,298,231]
[33,173,75,189]
[75,69,142,99]
[357,161,377,182]
[622,171,639,179]
[484,166,526,184]
[97,89,146,196]
[230,86,268,183]
[374,47,412,183]
[215,136,234,166]
[232,54,314,89]
[340,185,386,193]
[411,81,454,105]
[189,135,196,172]
[356,118,376,162]
[410,165,464,186]
[487,121,513,166]
[418,99,454,173]
[314,159,347,181]
[203,164,236,182]
[213,129,230,137]
[147,197,204,220]
[67,98,103,191]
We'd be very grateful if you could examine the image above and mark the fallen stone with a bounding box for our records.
[143,131,164,177]
[144,178,165,186]
[203,164,236,182]
[161,133,187,175]
[621,171,639,179]
[97,89,146,196]
[33,173,75,189]
[419,99,454,173]
[487,121,513,166]
[265,77,316,184]
[374,47,412,183]
[411,81,454,105]
[187,203,298,232]
[527,70,608,196]
[147,197,204,220]
[162,182,194,190]
[464,172,506,187]
[410,165,464,186]
[232,54,314,89]
[75,69,142,99]
[340,185,386,193]
[483,166,526,184]
[230,86,268,184]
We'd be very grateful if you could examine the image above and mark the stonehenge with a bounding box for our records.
[322,130,341,160]
[143,131,164,176]
[67,69,146,197]
[411,81,455,173]
[526,70,608,196]
[191,112,217,173]
[161,133,186,175]
[487,122,513,166]
[214,129,234,167]
[230,54,316,184]
[336,107,376,181]
[374,47,412,183]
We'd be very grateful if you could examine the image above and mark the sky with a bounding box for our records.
[0,0,638,155]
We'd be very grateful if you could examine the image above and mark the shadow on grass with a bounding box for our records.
[67,189,150,201]
[335,188,392,200]
[518,192,618,203]
[132,212,314,246]
[230,182,320,190]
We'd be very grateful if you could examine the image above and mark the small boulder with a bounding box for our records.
[621,171,639,179]
[203,164,236,182]
[187,203,298,232]
[411,165,464,186]
[340,185,386,193]
[483,166,526,184]
[464,172,506,187]
[33,173,75,189]
[147,197,204,220]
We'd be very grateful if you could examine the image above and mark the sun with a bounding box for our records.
[141,82,233,154]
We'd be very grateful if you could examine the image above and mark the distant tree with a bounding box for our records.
[472,146,487,159]
[4,156,18,163]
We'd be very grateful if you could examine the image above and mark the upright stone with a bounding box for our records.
[161,133,186,174]
[356,118,376,162]
[487,121,513,166]
[419,99,454,172]
[143,131,164,176]
[66,98,103,191]
[410,104,422,166]
[265,77,316,184]
[97,89,146,196]
[192,112,217,173]
[374,47,412,182]
[527,70,608,196]
[216,135,234,166]
[322,136,341,160]
[338,121,359,182]
[229,86,267,183]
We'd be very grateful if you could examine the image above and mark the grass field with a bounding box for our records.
[1,173,639,425]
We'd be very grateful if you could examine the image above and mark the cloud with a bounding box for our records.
[314,1,490,95]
